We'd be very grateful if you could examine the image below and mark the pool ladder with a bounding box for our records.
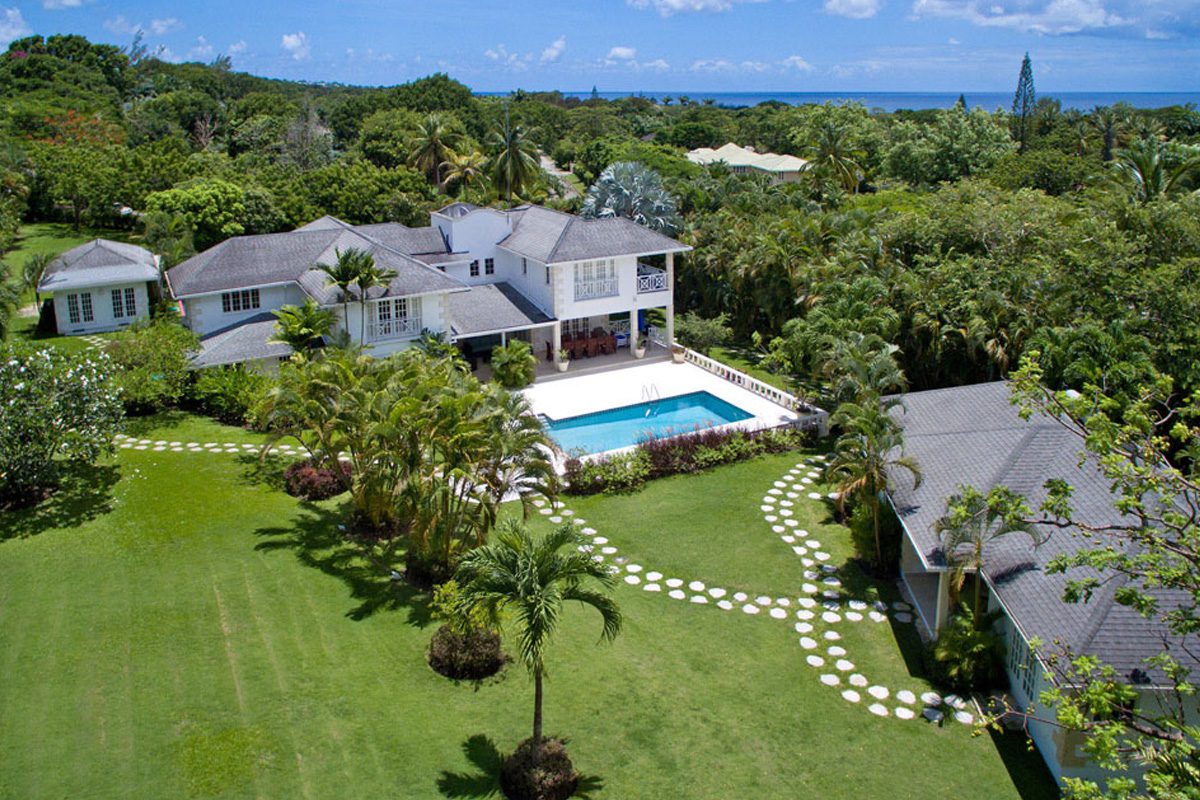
[641,383,661,416]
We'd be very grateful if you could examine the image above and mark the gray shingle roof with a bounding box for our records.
[889,381,1199,679]
[448,282,554,336]
[38,239,159,292]
[191,312,293,368]
[167,217,463,302]
[498,205,690,264]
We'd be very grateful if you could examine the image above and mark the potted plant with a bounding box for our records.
[671,343,686,363]
[633,334,646,359]
[556,348,570,372]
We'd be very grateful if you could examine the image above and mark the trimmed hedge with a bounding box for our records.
[564,425,809,495]
[427,625,507,680]
[499,737,579,800]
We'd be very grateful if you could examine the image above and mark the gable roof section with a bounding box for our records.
[687,142,810,174]
[167,218,463,302]
[889,381,1199,679]
[498,205,690,264]
[191,312,293,368]
[448,282,554,337]
[38,239,159,293]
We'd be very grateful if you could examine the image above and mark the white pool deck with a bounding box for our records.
[522,360,800,459]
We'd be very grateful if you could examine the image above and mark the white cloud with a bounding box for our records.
[642,58,671,70]
[948,36,961,43]
[781,54,815,71]
[189,36,213,59]
[628,0,761,16]
[607,45,637,60]
[149,17,181,35]
[690,58,736,72]
[484,43,532,70]
[281,31,310,60]
[0,7,29,44]
[540,35,566,63]
[825,0,883,18]
[103,16,138,35]
[911,0,1127,35]
[228,40,248,54]
[42,0,82,9]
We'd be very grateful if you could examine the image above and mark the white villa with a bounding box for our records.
[888,381,1200,788]
[687,142,810,184]
[37,240,161,335]
[164,203,689,371]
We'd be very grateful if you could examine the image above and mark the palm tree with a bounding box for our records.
[455,519,621,746]
[489,114,540,205]
[581,161,681,235]
[827,400,922,570]
[1109,139,1200,205]
[1090,106,1125,162]
[320,248,372,339]
[353,258,397,345]
[270,298,335,357]
[441,149,489,199]
[408,113,463,188]
[935,485,1042,630]
[476,388,558,526]
[801,121,864,194]
[21,252,52,308]
[818,331,907,407]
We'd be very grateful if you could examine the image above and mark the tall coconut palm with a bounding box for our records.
[827,400,922,570]
[408,113,463,188]
[455,519,621,746]
[935,485,1041,630]
[320,248,373,340]
[352,257,396,345]
[489,115,541,205]
[269,297,335,357]
[581,161,681,235]
[1109,138,1200,205]
[801,121,864,194]
[441,149,490,199]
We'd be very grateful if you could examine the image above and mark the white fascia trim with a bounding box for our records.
[450,320,558,341]
[173,280,298,300]
[545,245,693,266]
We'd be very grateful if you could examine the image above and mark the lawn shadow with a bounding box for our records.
[234,454,289,493]
[836,559,930,681]
[1,462,121,541]
[253,506,433,626]
[120,410,201,440]
[436,734,604,799]
[988,726,1062,800]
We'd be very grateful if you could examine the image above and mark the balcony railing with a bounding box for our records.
[368,316,422,341]
[636,263,667,294]
[574,277,619,302]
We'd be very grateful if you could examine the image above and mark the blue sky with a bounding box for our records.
[2,0,1197,91]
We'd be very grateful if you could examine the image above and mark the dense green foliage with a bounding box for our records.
[490,339,536,388]
[104,318,199,414]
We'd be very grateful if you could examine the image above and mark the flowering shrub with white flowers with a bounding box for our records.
[0,343,123,505]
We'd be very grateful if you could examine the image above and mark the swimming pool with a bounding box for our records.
[542,390,754,455]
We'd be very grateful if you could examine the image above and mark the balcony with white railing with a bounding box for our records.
[368,315,422,342]
[574,276,619,302]
[636,263,668,294]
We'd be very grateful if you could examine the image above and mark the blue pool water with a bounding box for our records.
[543,391,754,455]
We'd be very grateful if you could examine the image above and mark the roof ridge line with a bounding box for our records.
[544,208,576,264]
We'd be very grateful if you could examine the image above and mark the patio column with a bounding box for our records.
[665,251,675,348]
[552,320,561,358]
[934,571,952,634]
[631,301,640,358]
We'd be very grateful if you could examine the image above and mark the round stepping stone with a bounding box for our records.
[768,487,783,494]
[775,528,788,536]
[808,492,823,500]
[849,600,867,611]
[717,600,733,610]
[690,595,708,604]
[764,515,778,522]
[549,516,562,523]
[802,558,815,567]
[795,622,813,634]
[805,655,824,667]
[797,597,816,608]
[646,571,662,581]
[689,580,705,592]
[779,509,792,517]
[868,611,887,623]
[826,492,839,500]
[954,711,974,725]
[815,552,831,561]
[755,595,772,606]
[802,477,814,484]
[773,481,787,488]
[868,703,889,717]
[842,690,861,703]
[592,536,608,544]
[827,646,846,656]
[760,505,774,513]
[896,690,916,705]
[539,508,553,515]
[733,592,748,602]
[799,637,817,649]
[784,519,799,527]
[623,575,640,585]
[742,604,760,615]
[795,609,814,620]
[821,612,842,624]
[582,527,597,535]
[643,583,661,592]
[835,659,855,671]
[802,583,817,594]
[944,694,966,709]
[769,608,787,619]
[868,686,889,700]
[845,611,863,622]
[668,590,686,600]
[923,708,944,723]
[921,691,942,706]
[708,587,726,599]
[776,597,791,607]
[820,674,839,686]
[626,564,642,573]
[849,674,868,687]
[134,445,147,450]
[894,612,913,623]
[823,631,841,641]
[822,591,839,601]
[780,499,793,507]
[792,546,807,556]
[896,707,915,720]
[601,547,617,555]
[892,601,912,611]
[561,509,574,516]
[822,577,842,587]
[665,578,683,588]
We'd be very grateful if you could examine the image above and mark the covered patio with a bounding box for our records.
[448,282,555,372]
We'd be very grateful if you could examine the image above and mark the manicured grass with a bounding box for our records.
[0,425,1058,799]
[120,410,271,447]
[709,345,793,392]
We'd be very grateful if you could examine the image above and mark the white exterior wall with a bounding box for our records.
[182,284,305,336]
[552,255,672,322]
[352,291,454,358]
[51,282,151,335]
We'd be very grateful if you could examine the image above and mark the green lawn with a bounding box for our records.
[0,416,1058,799]
[709,345,793,392]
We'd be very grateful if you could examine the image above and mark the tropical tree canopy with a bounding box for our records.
[581,161,681,235]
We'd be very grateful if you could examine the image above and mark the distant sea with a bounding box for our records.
[484,91,1200,112]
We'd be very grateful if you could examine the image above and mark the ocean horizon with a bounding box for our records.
[479,90,1200,112]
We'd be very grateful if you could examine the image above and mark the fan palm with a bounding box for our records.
[581,161,681,235]
[455,519,621,745]
[827,400,922,570]
[935,485,1041,630]
[489,115,541,205]
[408,113,463,188]
[270,298,335,357]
